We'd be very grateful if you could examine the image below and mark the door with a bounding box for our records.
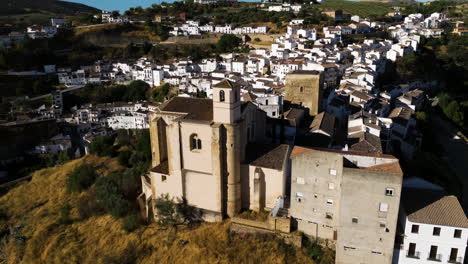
[449,248,458,262]
[429,245,438,259]
[408,243,416,256]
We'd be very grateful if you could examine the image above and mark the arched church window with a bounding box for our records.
[220,90,225,102]
[300,86,304,93]
[190,134,202,151]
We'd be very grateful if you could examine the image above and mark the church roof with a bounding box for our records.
[159,97,213,122]
[213,79,240,90]
[250,144,290,171]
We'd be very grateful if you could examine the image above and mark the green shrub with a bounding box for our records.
[88,135,116,157]
[94,174,130,218]
[66,164,97,193]
[118,150,132,167]
[122,214,140,232]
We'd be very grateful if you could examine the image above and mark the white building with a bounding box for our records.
[395,187,468,264]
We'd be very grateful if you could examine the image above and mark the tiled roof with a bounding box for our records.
[310,111,336,136]
[213,79,240,90]
[362,161,402,175]
[250,144,290,171]
[159,97,213,122]
[402,188,468,228]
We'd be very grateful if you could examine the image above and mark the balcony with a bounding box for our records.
[448,257,463,264]
[406,251,420,259]
[427,254,442,262]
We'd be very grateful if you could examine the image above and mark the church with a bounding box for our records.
[140,80,291,221]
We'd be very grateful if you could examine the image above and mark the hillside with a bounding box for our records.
[0,155,315,264]
[1,0,99,15]
[319,0,394,18]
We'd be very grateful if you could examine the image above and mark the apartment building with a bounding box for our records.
[290,146,403,264]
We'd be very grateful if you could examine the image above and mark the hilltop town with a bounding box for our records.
[0,0,467,263]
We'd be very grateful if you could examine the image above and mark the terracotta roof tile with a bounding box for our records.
[402,188,468,228]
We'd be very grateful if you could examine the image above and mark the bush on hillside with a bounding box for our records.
[118,150,132,167]
[89,135,116,157]
[122,214,140,232]
[66,164,97,193]
[95,173,130,218]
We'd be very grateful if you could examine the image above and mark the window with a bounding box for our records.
[161,175,167,182]
[272,111,276,117]
[379,202,389,212]
[219,90,225,102]
[380,222,386,228]
[314,194,318,198]
[326,212,333,219]
[265,99,269,105]
[329,169,337,175]
[190,134,202,151]
[411,224,419,234]
[296,177,305,184]
[296,192,303,202]
[327,199,334,205]
[433,227,441,236]
[454,229,462,238]
[300,86,304,92]
[352,217,358,224]
[328,182,335,190]
[385,188,394,196]
[371,251,382,255]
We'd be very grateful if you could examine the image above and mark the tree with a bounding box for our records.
[88,135,116,157]
[216,34,242,53]
[111,10,120,18]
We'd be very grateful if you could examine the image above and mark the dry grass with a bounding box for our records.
[0,156,314,264]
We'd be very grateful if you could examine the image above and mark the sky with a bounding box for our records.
[66,0,260,13]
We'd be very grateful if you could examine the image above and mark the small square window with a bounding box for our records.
[454,229,462,238]
[161,175,167,182]
[328,183,335,190]
[411,224,419,234]
[297,177,305,184]
[433,227,441,236]
[326,212,333,219]
[379,203,389,212]
[314,194,318,198]
[380,222,386,228]
[327,199,334,205]
[352,217,358,223]
[385,188,394,196]
[329,169,337,175]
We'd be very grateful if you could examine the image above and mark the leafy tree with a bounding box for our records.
[66,164,97,193]
[118,150,132,167]
[94,174,130,218]
[88,135,116,157]
[216,34,242,53]
[154,194,181,226]
[56,151,70,165]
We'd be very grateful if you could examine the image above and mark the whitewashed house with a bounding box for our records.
[395,187,468,264]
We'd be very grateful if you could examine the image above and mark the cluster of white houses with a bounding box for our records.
[169,20,268,36]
